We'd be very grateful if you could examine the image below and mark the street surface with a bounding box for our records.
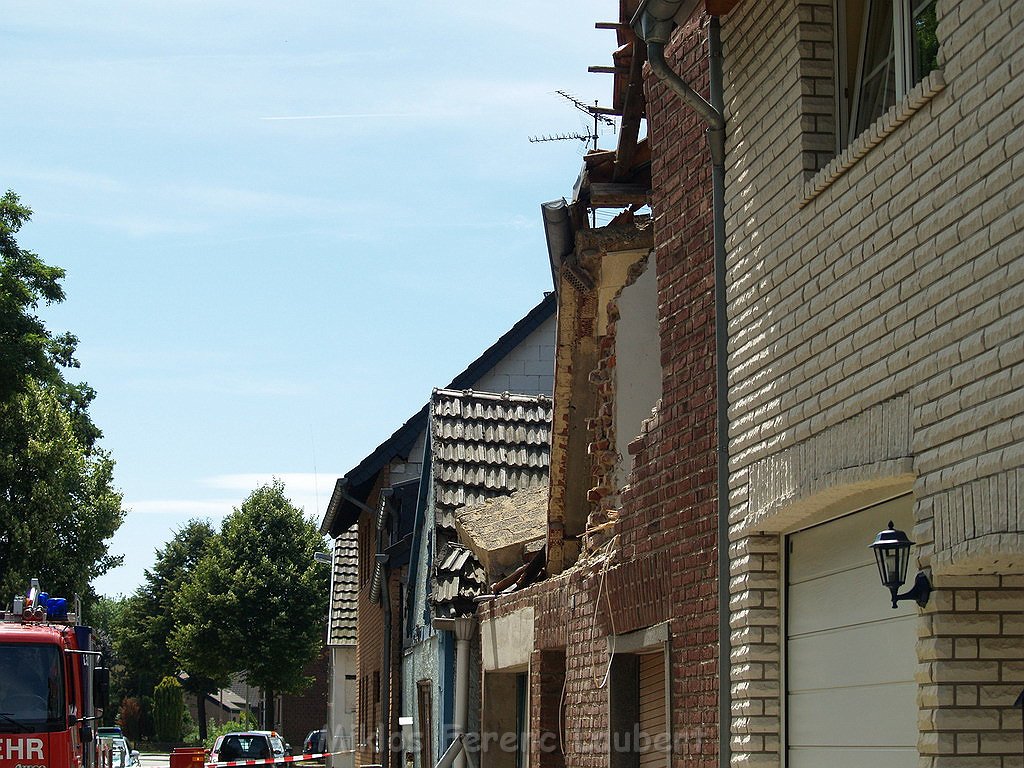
[139,754,170,768]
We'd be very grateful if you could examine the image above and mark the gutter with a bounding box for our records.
[632,5,731,768]
[541,198,575,293]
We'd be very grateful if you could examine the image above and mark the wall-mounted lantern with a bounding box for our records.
[869,521,932,609]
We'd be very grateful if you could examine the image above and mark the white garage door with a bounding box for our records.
[786,495,918,768]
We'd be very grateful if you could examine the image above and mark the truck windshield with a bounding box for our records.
[0,643,65,732]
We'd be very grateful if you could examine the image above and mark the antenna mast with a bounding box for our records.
[528,90,617,150]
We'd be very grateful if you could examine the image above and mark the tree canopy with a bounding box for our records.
[170,480,329,726]
[117,519,221,738]
[0,190,124,605]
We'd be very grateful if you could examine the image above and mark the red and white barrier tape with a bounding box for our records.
[206,751,335,767]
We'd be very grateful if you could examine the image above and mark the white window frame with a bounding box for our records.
[835,0,937,147]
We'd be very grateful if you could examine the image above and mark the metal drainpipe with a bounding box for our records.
[451,618,475,768]
[640,11,730,768]
[378,493,395,768]
[380,567,393,768]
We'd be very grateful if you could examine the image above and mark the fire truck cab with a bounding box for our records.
[0,580,109,768]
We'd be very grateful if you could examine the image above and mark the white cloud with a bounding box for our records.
[260,113,417,121]
[202,472,340,518]
[125,499,237,517]
[123,472,340,523]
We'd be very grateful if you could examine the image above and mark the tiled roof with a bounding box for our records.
[432,541,488,619]
[430,388,552,617]
[327,524,358,645]
[431,389,552,532]
[320,293,556,537]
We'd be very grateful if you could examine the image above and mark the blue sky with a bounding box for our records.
[3,1,619,596]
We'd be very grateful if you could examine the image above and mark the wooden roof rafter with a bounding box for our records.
[613,31,647,182]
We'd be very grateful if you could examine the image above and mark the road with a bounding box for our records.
[138,754,170,768]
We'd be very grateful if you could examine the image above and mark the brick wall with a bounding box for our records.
[919,575,1024,763]
[629,13,720,764]
[354,472,404,768]
[487,9,720,768]
[722,0,1024,763]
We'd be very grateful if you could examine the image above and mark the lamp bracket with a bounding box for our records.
[889,571,931,609]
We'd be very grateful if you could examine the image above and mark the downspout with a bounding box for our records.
[633,7,730,768]
[451,618,475,768]
[381,566,393,768]
[375,491,395,768]
[709,21,731,768]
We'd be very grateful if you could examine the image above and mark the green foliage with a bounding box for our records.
[181,708,199,746]
[87,596,129,726]
[0,190,75,401]
[170,480,329,720]
[204,711,258,750]
[0,190,123,607]
[153,676,185,743]
[912,1,939,80]
[117,521,219,693]
[0,379,124,604]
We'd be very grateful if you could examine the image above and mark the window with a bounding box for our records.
[608,624,670,768]
[416,680,433,768]
[839,0,939,144]
[0,643,66,732]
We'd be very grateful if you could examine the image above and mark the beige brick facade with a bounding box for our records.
[720,0,1024,764]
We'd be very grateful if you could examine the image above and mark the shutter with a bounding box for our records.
[638,652,667,768]
[786,495,918,768]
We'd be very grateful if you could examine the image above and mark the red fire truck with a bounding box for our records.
[0,579,109,768]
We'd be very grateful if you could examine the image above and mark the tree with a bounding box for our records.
[153,676,185,743]
[87,596,130,726]
[0,379,124,603]
[170,480,329,728]
[0,191,75,400]
[117,520,220,739]
[0,190,123,605]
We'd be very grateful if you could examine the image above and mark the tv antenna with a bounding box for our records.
[529,90,617,151]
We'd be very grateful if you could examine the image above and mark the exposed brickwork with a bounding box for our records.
[488,10,720,768]
[586,249,654,546]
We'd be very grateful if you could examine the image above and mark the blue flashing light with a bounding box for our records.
[46,597,68,620]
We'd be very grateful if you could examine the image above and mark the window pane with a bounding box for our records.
[0,642,65,730]
[853,0,896,136]
[911,0,939,82]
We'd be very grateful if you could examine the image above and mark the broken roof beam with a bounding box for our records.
[589,183,650,207]
[588,65,630,75]
[613,38,647,182]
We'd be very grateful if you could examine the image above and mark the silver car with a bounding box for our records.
[110,736,141,768]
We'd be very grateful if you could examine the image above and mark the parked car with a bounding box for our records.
[109,736,140,768]
[303,729,327,754]
[210,731,290,763]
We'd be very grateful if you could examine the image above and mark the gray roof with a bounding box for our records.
[432,541,488,618]
[430,389,552,617]
[431,389,552,532]
[320,292,556,537]
[327,524,358,645]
